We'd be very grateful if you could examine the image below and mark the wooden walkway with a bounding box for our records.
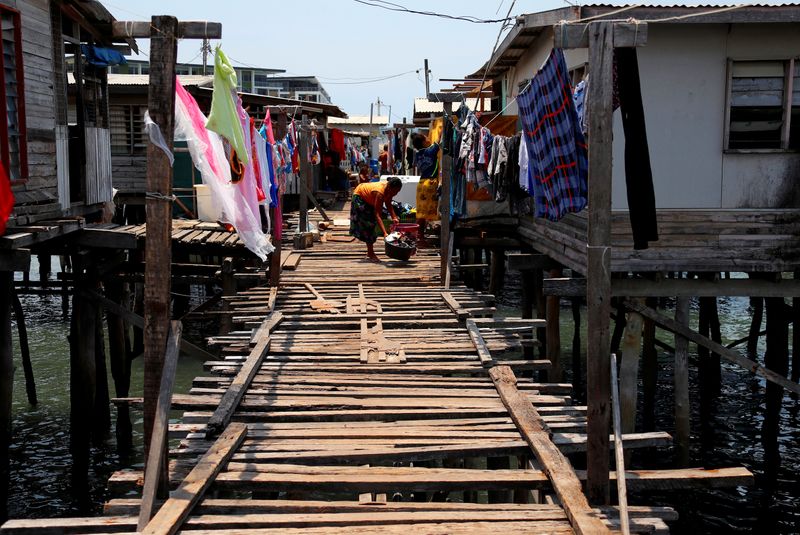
[2,207,753,534]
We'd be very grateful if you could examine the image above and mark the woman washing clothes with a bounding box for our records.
[350,177,403,263]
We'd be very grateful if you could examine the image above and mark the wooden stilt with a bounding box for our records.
[763,296,788,461]
[619,298,644,435]
[534,268,546,360]
[488,249,506,298]
[106,281,132,453]
[673,296,690,467]
[143,15,179,497]
[94,303,111,439]
[37,254,50,283]
[641,297,658,432]
[793,270,800,388]
[60,255,70,318]
[571,296,583,398]
[220,257,235,335]
[610,298,626,356]
[10,290,36,405]
[0,271,13,523]
[70,257,97,491]
[546,268,563,382]
[748,296,764,360]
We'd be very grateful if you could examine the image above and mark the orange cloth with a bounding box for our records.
[354,181,388,207]
[428,117,443,145]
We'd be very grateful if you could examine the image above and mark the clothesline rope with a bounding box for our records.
[559,2,753,25]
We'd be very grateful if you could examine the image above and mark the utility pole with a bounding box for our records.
[424,58,430,96]
[201,38,210,75]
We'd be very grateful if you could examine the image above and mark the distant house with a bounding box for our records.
[468,3,800,273]
[3,0,132,227]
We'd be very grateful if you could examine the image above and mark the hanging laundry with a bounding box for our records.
[251,119,270,206]
[309,130,321,165]
[616,47,658,250]
[206,47,249,166]
[518,48,587,221]
[174,80,273,260]
[81,45,126,67]
[330,128,346,162]
[573,79,588,135]
[428,117,444,146]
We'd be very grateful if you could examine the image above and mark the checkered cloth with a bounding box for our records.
[518,48,588,221]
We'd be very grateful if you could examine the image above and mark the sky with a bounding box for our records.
[103,0,577,122]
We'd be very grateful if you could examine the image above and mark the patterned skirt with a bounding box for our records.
[350,194,377,244]
[416,178,440,221]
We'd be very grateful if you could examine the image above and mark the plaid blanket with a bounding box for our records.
[518,48,588,221]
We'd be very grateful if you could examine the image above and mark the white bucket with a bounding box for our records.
[194,184,221,222]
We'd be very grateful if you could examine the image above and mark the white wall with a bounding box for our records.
[502,22,800,210]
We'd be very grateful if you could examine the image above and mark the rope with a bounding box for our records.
[145,191,176,202]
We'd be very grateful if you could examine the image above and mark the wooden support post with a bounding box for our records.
[748,296,764,359]
[619,298,644,435]
[106,281,132,453]
[793,270,800,387]
[546,267,563,382]
[489,249,506,297]
[534,268,546,360]
[440,102,453,281]
[673,296,690,467]
[70,257,96,492]
[37,254,50,283]
[94,303,111,439]
[763,296,789,458]
[10,291,36,405]
[143,15,178,489]
[585,21,614,505]
[571,297,583,398]
[298,115,310,245]
[60,256,70,318]
[641,298,658,432]
[0,271,12,523]
[220,257,234,335]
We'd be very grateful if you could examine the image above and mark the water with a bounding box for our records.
[7,259,800,532]
[7,258,208,519]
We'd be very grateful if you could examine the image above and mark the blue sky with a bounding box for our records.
[104,1,788,121]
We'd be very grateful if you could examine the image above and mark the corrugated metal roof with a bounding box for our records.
[68,73,213,87]
[413,97,490,115]
[328,115,389,125]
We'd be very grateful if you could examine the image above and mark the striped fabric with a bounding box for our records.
[518,48,588,221]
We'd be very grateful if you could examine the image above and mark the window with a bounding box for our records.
[109,105,146,156]
[0,6,27,183]
[726,59,799,150]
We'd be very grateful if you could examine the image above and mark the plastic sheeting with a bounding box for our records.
[174,80,274,261]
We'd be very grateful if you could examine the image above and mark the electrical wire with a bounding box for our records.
[352,0,515,23]
[322,71,416,85]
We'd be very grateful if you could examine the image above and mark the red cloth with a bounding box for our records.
[0,164,13,235]
[330,128,345,161]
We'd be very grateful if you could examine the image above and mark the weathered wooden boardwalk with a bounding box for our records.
[1,207,753,534]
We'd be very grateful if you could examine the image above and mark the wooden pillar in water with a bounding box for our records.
[220,257,235,335]
[10,291,36,405]
[698,292,722,397]
[674,296,691,466]
[533,268,546,360]
[571,296,583,398]
[763,295,789,464]
[488,249,506,299]
[70,256,96,491]
[60,255,70,318]
[0,271,12,522]
[106,280,132,453]
[793,270,800,386]
[619,298,644,434]
[584,21,614,504]
[37,254,50,283]
[142,15,178,493]
[93,303,110,439]
[546,267,563,382]
[641,297,658,432]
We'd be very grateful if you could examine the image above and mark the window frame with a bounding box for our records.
[724,57,798,153]
[0,5,28,184]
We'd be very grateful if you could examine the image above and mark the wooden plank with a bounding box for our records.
[553,21,648,49]
[205,312,284,438]
[488,364,611,535]
[624,299,800,396]
[585,20,614,506]
[465,319,495,366]
[112,20,222,39]
[138,321,183,530]
[610,352,631,535]
[141,423,247,535]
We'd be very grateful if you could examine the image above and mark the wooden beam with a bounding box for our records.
[465,318,496,366]
[506,253,558,271]
[489,365,611,535]
[544,277,800,298]
[73,228,137,249]
[138,321,183,530]
[0,249,31,272]
[585,20,614,505]
[623,299,800,396]
[205,313,284,438]
[112,21,222,39]
[553,21,648,49]
[142,423,247,535]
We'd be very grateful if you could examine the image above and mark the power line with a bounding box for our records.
[320,71,416,85]
[352,0,515,23]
